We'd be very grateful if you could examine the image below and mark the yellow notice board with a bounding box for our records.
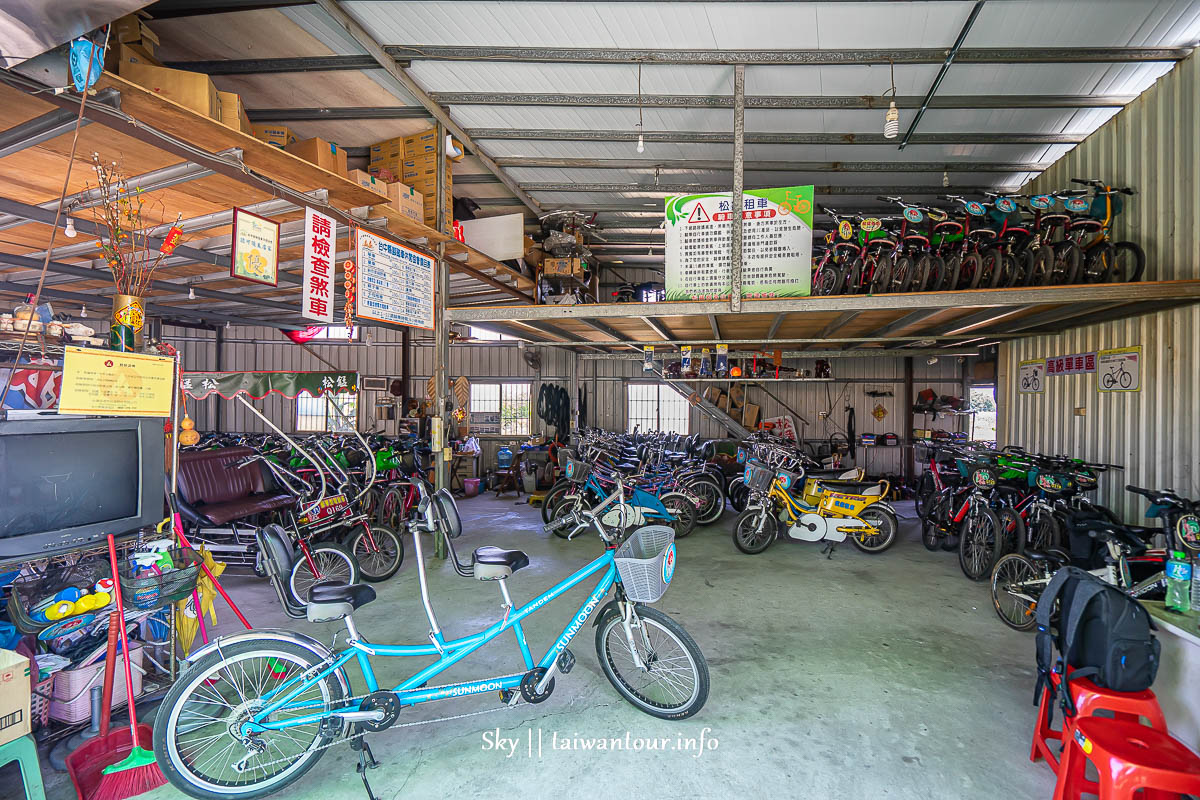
[58,347,174,417]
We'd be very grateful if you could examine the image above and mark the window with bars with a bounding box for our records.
[296,391,358,432]
[626,384,690,434]
[470,382,531,435]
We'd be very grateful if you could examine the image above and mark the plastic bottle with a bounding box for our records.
[1191,556,1200,613]
[1165,551,1192,613]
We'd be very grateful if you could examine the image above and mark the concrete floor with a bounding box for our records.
[42,494,1057,800]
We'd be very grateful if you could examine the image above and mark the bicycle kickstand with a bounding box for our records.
[821,541,839,559]
[351,734,382,800]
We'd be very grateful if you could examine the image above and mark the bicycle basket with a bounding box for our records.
[564,458,592,484]
[614,525,676,604]
[775,469,803,492]
[744,461,776,493]
[1090,193,1124,220]
[118,548,202,611]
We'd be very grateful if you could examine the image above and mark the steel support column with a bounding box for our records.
[730,63,745,314]
[433,124,450,518]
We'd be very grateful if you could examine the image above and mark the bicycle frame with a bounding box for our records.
[244,547,623,735]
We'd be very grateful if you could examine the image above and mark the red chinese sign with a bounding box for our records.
[302,208,336,323]
[1045,352,1096,376]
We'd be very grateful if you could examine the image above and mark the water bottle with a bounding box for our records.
[1191,556,1200,612]
[1165,551,1192,613]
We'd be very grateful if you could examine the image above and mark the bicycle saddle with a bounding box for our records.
[473,547,530,581]
[305,581,376,624]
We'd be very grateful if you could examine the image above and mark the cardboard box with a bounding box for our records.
[108,41,161,73]
[217,91,252,135]
[118,61,220,119]
[717,395,730,412]
[346,168,387,197]
[285,137,348,175]
[386,182,423,224]
[543,257,584,278]
[728,383,747,408]
[403,128,438,158]
[741,402,761,429]
[251,124,296,149]
[0,649,31,748]
[113,13,160,50]
[369,136,404,163]
[523,247,545,268]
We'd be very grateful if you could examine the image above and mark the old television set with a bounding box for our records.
[0,415,165,560]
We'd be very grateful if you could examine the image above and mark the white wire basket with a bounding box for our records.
[614,525,676,603]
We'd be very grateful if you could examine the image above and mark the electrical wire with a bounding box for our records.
[0,28,105,406]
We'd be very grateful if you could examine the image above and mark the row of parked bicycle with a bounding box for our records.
[913,441,1200,631]
[812,178,1145,295]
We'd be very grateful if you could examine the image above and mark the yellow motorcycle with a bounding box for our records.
[732,460,898,555]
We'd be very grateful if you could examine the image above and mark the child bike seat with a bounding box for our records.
[473,547,530,580]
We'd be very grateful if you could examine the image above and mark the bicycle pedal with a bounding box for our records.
[557,648,576,675]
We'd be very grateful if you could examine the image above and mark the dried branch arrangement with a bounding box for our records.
[88,153,183,296]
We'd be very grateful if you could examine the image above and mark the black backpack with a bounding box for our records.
[1033,566,1160,719]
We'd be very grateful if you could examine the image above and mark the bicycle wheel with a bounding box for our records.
[914,472,934,519]
[1055,241,1082,284]
[727,478,749,513]
[921,520,942,552]
[685,477,725,525]
[379,486,404,529]
[958,506,1000,581]
[359,488,381,522]
[961,252,984,289]
[981,248,1004,288]
[658,492,697,539]
[942,254,962,291]
[595,605,709,720]
[1084,242,1115,283]
[347,524,403,582]
[990,553,1042,631]
[288,544,358,606]
[870,255,893,293]
[850,507,898,553]
[844,258,865,294]
[817,263,846,296]
[1114,240,1145,282]
[911,253,932,292]
[1028,247,1053,286]
[993,507,1025,562]
[732,507,777,554]
[891,255,914,292]
[154,638,346,800]
[549,494,591,540]
[924,255,945,291]
[540,480,572,524]
[1027,507,1062,553]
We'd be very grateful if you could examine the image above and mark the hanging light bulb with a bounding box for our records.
[80,305,87,318]
[943,170,950,188]
[63,217,77,238]
[883,101,900,139]
[225,320,231,330]
[188,286,196,300]
[881,59,900,140]
[635,61,645,154]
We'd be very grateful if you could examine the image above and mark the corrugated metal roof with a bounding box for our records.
[146,0,1199,258]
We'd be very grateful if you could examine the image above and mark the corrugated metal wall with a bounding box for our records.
[999,306,1200,522]
[1022,50,1200,281]
[1000,51,1200,522]
[586,356,968,477]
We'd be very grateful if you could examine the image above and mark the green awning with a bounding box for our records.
[181,371,358,400]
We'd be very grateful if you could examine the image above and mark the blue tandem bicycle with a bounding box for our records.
[153,478,709,800]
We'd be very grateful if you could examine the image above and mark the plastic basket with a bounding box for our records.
[31,674,53,728]
[9,560,114,636]
[118,548,202,611]
[563,458,592,484]
[614,525,676,604]
[50,643,144,724]
[743,461,776,493]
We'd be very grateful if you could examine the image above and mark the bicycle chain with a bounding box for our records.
[228,676,523,773]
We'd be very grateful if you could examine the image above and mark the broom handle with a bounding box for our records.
[98,609,119,739]
[107,534,142,744]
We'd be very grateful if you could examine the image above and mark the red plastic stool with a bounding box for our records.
[1053,717,1200,800]
[1031,672,1167,771]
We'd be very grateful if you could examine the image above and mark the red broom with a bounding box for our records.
[74,535,166,800]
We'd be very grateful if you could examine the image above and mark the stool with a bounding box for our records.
[1031,672,1167,772]
[1054,717,1200,800]
[0,734,47,800]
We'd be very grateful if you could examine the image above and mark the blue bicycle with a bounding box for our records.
[153,481,709,800]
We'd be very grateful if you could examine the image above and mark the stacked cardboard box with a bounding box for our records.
[285,137,348,175]
[721,382,760,428]
[217,91,252,135]
[107,13,223,121]
[369,129,456,230]
[346,169,388,198]
[251,124,296,149]
[543,257,584,278]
